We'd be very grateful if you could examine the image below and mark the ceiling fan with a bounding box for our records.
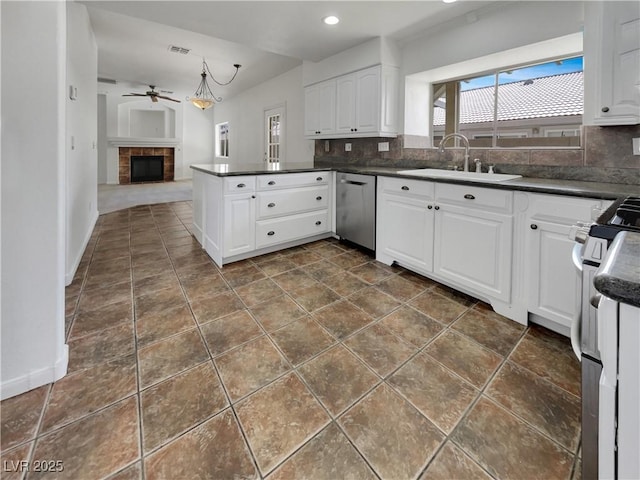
[122,85,180,103]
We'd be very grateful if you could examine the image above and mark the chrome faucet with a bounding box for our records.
[438,133,471,172]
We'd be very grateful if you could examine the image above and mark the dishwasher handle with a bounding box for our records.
[340,179,367,186]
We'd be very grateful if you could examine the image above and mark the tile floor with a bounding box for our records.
[1,201,583,480]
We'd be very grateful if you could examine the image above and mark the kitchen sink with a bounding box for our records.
[397,169,522,183]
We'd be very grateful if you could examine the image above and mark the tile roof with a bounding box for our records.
[433,71,583,125]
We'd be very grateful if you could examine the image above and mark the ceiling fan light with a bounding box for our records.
[190,97,214,110]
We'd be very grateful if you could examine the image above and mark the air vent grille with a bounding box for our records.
[168,45,190,55]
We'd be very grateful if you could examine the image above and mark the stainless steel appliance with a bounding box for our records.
[336,172,376,251]
[570,196,640,480]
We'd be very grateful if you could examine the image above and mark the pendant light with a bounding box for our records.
[189,58,241,110]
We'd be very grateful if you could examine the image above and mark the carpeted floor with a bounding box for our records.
[98,180,192,214]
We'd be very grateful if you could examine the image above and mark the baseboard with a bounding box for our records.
[65,209,99,286]
[0,344,68,400]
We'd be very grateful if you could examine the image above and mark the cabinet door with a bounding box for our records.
[434,205,512,302]
[223,193,255,257]
[336,74,356,134]
[355,67,381,133]
[304,80,336,136]
[377,191,433,271]
[527,219,579,329]
[592,1,640,125]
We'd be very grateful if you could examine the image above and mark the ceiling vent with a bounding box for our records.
[169,45,190,55]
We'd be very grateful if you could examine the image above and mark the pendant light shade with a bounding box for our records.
[189,59,241,110]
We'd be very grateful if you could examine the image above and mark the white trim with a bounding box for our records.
[108,137,181,147]
[65,209,99,285]
[0,345,68,400]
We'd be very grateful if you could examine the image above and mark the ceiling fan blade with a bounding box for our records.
[157,95,181,103]
[122,93,146,97]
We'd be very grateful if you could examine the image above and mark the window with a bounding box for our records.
[433,55,583,148]
[264,105,285,163]
[216,122,229,158]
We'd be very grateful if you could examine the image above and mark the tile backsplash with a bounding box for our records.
[315,125,640,185]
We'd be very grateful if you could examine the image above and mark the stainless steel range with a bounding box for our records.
[570,196,640,480]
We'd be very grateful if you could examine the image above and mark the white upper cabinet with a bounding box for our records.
[304,79,337,136]
[585,1,640,125]
[305,64,398,139]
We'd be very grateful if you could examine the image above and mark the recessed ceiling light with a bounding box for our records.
[323,15,340,25]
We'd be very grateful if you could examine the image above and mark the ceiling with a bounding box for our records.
[82,0,497,100]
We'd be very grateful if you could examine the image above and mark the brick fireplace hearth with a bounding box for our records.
[119,147,174,184]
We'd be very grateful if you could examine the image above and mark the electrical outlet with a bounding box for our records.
[324,140,330,153]
[633,138,640,155]
[378,142,389,152]
[345,143,352,152]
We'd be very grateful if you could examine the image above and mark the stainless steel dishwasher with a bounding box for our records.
[336,172,376,251]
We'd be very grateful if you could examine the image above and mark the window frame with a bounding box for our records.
[215,122,229,159]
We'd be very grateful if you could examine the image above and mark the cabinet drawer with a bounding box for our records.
[379,176,434,198]
[223,176,256,194]
[256,210,329,248]
[436,184,513,213]
[257,171,329,190]
[257,186,329,219]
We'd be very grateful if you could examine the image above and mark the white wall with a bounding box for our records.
[66,1,98,285]
[97,94,108,183]
[1,0,68,400]
[182,103,214,175]
[213,65,313,165]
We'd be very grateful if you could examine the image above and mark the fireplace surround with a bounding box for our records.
[119,147,174,184]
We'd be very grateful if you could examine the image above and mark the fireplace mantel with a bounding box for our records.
[108,137,181,147]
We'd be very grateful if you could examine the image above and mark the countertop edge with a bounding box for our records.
[594,231,640,308]
[190,163,639,200]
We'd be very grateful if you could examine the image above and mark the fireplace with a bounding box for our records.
[131,156,164,183]
[118,147,174,184]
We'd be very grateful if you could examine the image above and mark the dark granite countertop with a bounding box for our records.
[594,231,640,308]
[190,163,639,200]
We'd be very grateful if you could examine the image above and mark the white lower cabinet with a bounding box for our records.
[377,177,434,271]
[223,193,256,257]
[193,169,333,267]
[376,176,513,304]
[523,193,611,333]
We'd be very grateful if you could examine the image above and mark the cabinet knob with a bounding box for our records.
[251,195,256,199]
[464,194,475,200]
[601,106,610,113]
[435,205,440,210]
[427,205,433,210]
[267,231,275,236]
[530,224,538,230]
[316,176,323,181]
[237,183,245,188]
[316,196,322,201]
[315,221,322,225]
[268,180,276,185]
[268,202,276,208]
[401,186,409,191]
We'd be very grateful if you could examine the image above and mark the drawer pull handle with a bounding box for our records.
[268,180,276,185]
[237,183,245,188]
[464,194,475,200]
[315,221,322,226]
[267,231,275,236]
[427,205,433,210]
[401,186,410,191]
[316,176,323,181]
[530,224,538,230]
[316,196,322,201]
[268,202,276,208]
[435,205,440,210]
